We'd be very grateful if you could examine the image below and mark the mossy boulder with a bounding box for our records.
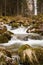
[18,44,31,56]
[9,21,20,28]
[0,31,12,43]
[0,47,11,57]
[23,34,43,40]
[26,15,43,36]
[0,47,11,65]
[27,22,43,36]
[18,44,43,65]
[0,47,19,65]
[0,21,13,43]
[0,25,7,34]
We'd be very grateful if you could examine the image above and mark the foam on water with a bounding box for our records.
[9,27,26,34]
[0,35,43,46]
[5,24,12,30]
[0,24,43,47]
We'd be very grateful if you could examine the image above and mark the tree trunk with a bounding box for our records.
[34,0,37,15]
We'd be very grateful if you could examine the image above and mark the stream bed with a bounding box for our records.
[0,23,43,65]
[0,24,43,47]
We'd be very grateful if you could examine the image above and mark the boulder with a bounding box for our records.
[23,33,43,40]
[0,31,12,43]
[0,47,18,65]
[18,44,43,65]
[26,22,43,36]
[0,23,7,34]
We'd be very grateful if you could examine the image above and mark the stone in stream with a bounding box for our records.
[9,20,20,29]
[0,22,7,34]
[0,31,12,43]
[0,47,11,65]
[26,20,43,36]
[18,44,43,65]
[17,33,43,41]
[0,23,13,43]
[23,33,43,40]
[0,47,19,65]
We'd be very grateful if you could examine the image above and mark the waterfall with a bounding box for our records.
[34,0,37,15]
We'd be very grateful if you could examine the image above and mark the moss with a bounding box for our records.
[0,47,19,65]
[0,31,11,43]
[34,48,43,64]
[0,26,7,34]
[9,22,20,28]
[0,47,11,57]
[0,15,43,36]
[23,23,29,27]
[0,35,8,43]
[0,47,13,65]
[18,44,31,55]
[18,44,43,65]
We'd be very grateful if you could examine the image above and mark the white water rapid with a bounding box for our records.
[0,24,43,47]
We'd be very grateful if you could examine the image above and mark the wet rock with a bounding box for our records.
[18,44,43,65]
[23,33,43,40]
[5,43,21,55]
[0,22,7,34]
[0,47,12,65]
[18,44,31,55]
[0,47,11,57]
[26,22,43,36]
[0,23,11,43]
[0,21,14,43]
[0,47,19,65]
[0,31,12,43]
[9,21,20,29]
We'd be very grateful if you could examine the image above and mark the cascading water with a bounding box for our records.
[0,24,43,47]
[5,24,12,30]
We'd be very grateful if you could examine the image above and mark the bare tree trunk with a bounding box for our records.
[26,0,33,15]
[34,0,37,15]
